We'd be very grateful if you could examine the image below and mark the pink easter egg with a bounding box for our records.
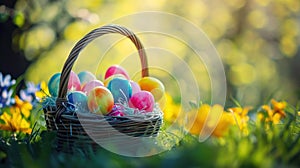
[104,65,130,80]
[129,91,155,112]
[78,71,96,87]
[87,86,114,115]
[68,71,81,91]
[130,80,141,95]
[82,80,104,95]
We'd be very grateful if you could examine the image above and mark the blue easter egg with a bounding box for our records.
[48,73,61,97]
[78,71,96,87]
[107,78,132,104]
[67,91,88,112]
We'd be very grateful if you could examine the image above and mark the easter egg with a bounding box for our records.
[129,91,155,112]
[82,80,104,95]
[68,71,81,91]
[130,80,141,95]
[107,78,132,103]
[138,77,165,101]
[78,71,96,87]
[87,86,114,115]
[108,111,125,116]
[103,74,127,87]
[108,105,125,116]
[67,91,88,112]
[104,65,130,80]
[48,73,61,97]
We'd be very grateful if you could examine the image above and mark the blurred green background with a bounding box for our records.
[1,0,300,106]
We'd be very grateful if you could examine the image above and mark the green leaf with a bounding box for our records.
[11,75,24,97]
[189,101,199,109]
[0,118,5,124]
[230,95,241,107]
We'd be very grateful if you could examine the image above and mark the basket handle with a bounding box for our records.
[55,24,149,119]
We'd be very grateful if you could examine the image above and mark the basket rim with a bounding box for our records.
[44,105,163,120]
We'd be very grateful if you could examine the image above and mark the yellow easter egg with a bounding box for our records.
[138,77,165,101]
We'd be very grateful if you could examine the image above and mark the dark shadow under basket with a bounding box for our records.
[43,24,163,153]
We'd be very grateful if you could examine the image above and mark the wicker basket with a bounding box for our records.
[43,24,163,153]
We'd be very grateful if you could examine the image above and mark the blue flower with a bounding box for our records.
[20,82,40,104]
[0,72,16,108]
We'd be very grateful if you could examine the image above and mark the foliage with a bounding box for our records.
[0,73,47,136]
[1,0,300,167]
[0,106,299,167]
[0,72,299,167]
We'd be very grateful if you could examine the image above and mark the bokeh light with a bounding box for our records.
[6,0,299,106]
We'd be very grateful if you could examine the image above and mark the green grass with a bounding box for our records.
[0,101,299,168]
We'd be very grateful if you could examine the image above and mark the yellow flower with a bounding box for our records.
[257,113,265,121]
[258,99,286,124]
[0,110,32,134]
[213,111,235,137]
[271,99,286,118]
[0,96,32,134]
[161,93,181,124]
[227,106,251,135]
[14,96,32,118]
[188,104,210,135]
[188,104,234,137]
[35,81,50,101]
